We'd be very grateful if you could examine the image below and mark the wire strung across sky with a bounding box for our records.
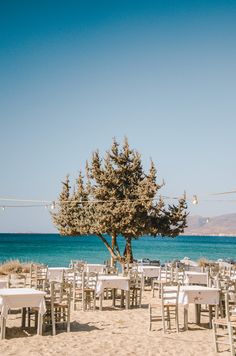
[0,189,236,209]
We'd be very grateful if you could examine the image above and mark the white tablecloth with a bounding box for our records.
[0,288,46,318]
[0,280,8,289]
[184,272,208,286]
[137,266,160,278]
[86,264,107,274]
[96,275,130,296]
[179,286,219,305]
[48,267,69,282]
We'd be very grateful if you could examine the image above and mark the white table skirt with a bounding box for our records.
[86,264,107,274]
[96,275,130,296]
[179,286,219,306]
[184,272,208,286]
[137,266,160,278]
[0,288,46,318]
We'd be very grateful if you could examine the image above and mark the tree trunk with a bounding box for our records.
[123,237,133,263]
[111,234,116,267]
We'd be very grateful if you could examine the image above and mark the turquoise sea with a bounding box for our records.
[0,234,236,266]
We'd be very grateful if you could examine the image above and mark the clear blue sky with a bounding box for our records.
[0,0,236,232]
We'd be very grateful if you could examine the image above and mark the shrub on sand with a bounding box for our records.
[0,260,31,275]
[198,257,210,267]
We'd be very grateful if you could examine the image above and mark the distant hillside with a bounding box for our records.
[184,213,236,236]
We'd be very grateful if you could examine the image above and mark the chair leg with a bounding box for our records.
[212,322,219,353]
[149,306,152,331]
[139,289,142,308]
[176,308,179,333]
[162,307,166,333]
[51,309,56,336]
[37,314,43,336]
[184,308,188,330]
[209,305,213,328]
[28,307,32,328]
[35,311,38,329]
[0,317,6,339]
[228,323,235,356]
[67,305,71,333]
[93,292,96,311]
[22,308,26,328]
[167,307,171,329]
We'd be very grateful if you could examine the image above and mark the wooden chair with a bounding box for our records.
[161,283,180,333]
[63,268,75,285]
[70,260,86,272]
[30,264,48,289]
[83,272,98,311]
[149,302,162,331]
[149,283,179,333]
[43,281,71,335]
[213,291,236,355]
[64,269,85,311]
[7,273,26,288]
[129,271,143,308]
[174,267,185,285]
[152,267,173,298]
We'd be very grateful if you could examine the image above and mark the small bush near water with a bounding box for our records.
[0,260,31,275]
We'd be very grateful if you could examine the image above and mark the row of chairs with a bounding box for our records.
[7,263,144,335]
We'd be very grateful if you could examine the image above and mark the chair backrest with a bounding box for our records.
[84,272,98,290]
[159,267,173,283]
[8,273,26,288]
[107,266,118,275]
[223,291,236,322]
[174,267,185,285]
[129,270,143,289]
[161,283,179,306]
[30,263,48,276]
[70,260,86,272]
[30,263,48,287]
[63,269,75,284]
[64,269,84,291]
[50,281,72,305]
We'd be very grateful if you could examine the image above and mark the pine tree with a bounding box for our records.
[52,138,188,266]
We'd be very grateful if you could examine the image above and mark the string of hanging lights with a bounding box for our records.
[0,188,236,211]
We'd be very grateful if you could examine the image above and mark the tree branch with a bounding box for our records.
[97,234,117,259]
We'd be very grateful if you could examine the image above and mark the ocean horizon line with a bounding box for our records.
[1,232,236,238]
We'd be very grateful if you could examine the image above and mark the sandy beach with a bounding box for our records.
[0,288,229,356]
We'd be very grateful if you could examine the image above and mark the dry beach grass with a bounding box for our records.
[0,260,31,276]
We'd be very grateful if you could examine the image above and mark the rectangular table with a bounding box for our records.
[0,288,46,339]
[179,285,220,329]
[96,275,130,310]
